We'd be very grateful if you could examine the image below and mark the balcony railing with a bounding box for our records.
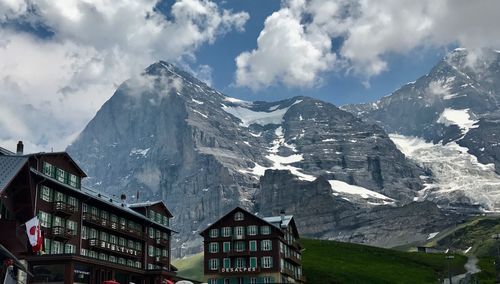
[52,201,75,217]
[82,212,143,239]
[282,267,296,278]
[284,253,302,265]
[155,237,169,247]
[88,238,141,259]
[49,226,73,241]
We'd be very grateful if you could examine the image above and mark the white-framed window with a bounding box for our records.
[109,256,117,263]
[65,243,76,254]
[235,258,245,268]
[263,277,273,284]
[89,228,97,239]
[209,258,219,270]
[38,211,51,228]
[247,225,257,235]
[56,168,66,183]
[209,279,217,284]
[261,240,272,251]
[209,242,218,253]
[80,248,88,256]
[235,226,244,238]
[262,256,273,268]
[250,278,257,284]
[223,258,231,269]
[41,186,52,202]
[54,191,65,202]
[222,227,231,237]
[51,240,63,254]
[235,241,245,252]
[42,162,54,177]
[67,220,77,235]
[209,228,218,238]
[68,174,79,188]
[148,245,154,257]
[261,225,271,235]
[234,211,244,221]
[68,196,78,211]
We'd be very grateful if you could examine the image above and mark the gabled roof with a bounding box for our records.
[29,167,177,233]
[263,215,294,229]
[0,156,28,192]
[128,200,173,218]
[0,146,15,156]
[30,152,87,177]
[200,206,296,236]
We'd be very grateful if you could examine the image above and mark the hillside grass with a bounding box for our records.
[172,252,204,282]
[301,239,466,284]
[172,239,468,283]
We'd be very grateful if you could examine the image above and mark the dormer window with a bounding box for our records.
[234,212,244,221]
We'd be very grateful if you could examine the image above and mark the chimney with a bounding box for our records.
[280,210,286,228]
[120,193,127,204]
[16,141,23,155]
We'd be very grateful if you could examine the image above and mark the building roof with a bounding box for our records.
[29,167,177,233]
[263,215,294,229]
[0,155,28,192]
[128,200,173,218]
[0,146,15,156]
[30,152,87,177]
[200,206,296,236]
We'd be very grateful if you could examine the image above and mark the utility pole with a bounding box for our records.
[492,233,500,283]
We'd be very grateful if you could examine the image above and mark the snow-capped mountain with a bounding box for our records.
[343,48,500,211]
[67,61,450,254]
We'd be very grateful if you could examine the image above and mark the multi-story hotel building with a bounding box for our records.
[0,142,185,284]
[200,207,305,284]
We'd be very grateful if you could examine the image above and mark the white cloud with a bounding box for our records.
[0,0,249,152]
[236,0,500,89]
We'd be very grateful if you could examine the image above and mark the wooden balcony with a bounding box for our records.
[155,237,169,248]
[83,212,143,239]
[49,226,73,241]
[284,253,302,265]
[52,201,75,217]
[282,267,295,278]
[152,256,169,264]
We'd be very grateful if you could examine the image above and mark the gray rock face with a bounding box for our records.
[67,61,436,254]
[343,48,500,174]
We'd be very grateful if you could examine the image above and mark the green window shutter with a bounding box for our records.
[250,257,257,268]
[223,242,231,252]
[249,241,256,251]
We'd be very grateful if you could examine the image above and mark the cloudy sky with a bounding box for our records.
[1,0,500,152]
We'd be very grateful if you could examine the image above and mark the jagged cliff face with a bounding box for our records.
[343,49,500,211]
[67,61,437,254]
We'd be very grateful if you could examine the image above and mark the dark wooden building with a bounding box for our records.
[200,207,305,284]
[0,143,182,284]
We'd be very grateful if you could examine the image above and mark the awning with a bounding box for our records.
[103,281,120,284]
[0,244,33,277]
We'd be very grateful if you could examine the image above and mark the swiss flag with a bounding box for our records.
[25,216,43,253]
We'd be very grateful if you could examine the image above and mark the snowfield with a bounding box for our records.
[437,108,478,135]
[390,134,500,211]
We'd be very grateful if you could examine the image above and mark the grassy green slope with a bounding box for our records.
[302,239,466,284]
[172,252,204,282]
[173,239,467,283]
